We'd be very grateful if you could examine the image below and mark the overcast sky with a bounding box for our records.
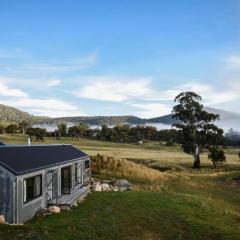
[0,1,240,118]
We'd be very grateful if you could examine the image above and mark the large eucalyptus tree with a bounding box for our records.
[172,92,224,168]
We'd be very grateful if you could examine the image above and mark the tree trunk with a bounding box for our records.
[193,146,200,169]
[213,161,217,168]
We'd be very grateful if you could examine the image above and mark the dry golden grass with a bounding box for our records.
[91,154,169,183]
[1,134,239,168]
[87,147,240,170]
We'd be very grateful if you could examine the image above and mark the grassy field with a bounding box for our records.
[0,134,240,240]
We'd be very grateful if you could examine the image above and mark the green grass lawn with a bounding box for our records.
[0,187,239,240]
[0,134,240,240]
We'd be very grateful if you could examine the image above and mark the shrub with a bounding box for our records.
[26,127,46,141]
[5,124,18,135]
[208,147,226,168]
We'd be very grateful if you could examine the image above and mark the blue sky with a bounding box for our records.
[0,0,240,117]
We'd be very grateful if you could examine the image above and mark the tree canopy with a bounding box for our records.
[172,92,224,168]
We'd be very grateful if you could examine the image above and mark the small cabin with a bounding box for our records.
[0,144,91,224]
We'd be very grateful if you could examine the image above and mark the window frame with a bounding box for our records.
[84,160,90,169]
[23,174,42,204]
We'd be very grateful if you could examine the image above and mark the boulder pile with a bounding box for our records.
[90,178,132,192]
[35,208,51,217]
[35,205,69,217]
[48,206,61,214]
[0,215,5,224]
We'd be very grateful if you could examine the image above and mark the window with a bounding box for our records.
[85,160,90,169]
[23,175,42,203]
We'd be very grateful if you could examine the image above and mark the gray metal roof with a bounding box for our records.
[0,144,88,175]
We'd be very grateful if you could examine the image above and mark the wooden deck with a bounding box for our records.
[57,186,90,205]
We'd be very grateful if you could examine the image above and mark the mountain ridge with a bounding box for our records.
[0,104,239,131]
[0,104,49,124]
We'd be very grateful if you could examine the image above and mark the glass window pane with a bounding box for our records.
[24,175,42,203]
[34,175,41,197]
[26,178,34,200]
[23,180,27,202]
[85,160,89,169]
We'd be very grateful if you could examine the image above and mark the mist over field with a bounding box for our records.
[32,108,240,133]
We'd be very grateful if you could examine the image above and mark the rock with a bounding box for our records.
[0,215,5,224]
[101,183,110,191]
[102,180,111,184]
[90,178,97,185]
[114,179,131,188]
[48,206,61,214]
[113,187,119,192]
[59,205,70,211]
[35,208,50,217]
[119,187,128,191]
[92,183,102,192]
[91,181,99,186]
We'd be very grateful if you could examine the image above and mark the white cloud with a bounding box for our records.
[130,81,240,117]
[172,82,239,105]
[224,55,240,69]
[46,79,60,87]
[0,80,84,117]
[18,98,84,117]
[0,97,84,118]
[0,68,239,118]
[0,81,28,98]
[228,80,240,91]
[132,103,172,118]
[74,76,153,102]
[0,76,59,90]
[73,75,240,107]
[26,52,98,73]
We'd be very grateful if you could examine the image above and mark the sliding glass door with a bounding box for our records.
[61,166,71,194]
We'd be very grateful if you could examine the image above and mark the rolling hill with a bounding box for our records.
[0,104,33,123]
[0,104,239,131]
[146,107,240,131]
[0,104,48,124]
[37,115,145,126]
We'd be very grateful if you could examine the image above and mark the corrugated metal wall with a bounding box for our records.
[0,166,15,223]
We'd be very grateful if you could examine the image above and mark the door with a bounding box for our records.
[83,160,90,184]
[61,166,71,194]
[47,171,58,204]
[74,163,82,187]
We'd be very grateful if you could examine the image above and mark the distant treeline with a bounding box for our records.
[1,121,239,147]
[49,123,183,145]
[0,121,181,144]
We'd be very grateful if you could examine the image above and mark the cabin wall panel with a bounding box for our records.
[16,169,46,224]
[0,166,15,223]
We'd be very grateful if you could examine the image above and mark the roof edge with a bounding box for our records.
[0,155,90,176]
[0,144,72,148]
